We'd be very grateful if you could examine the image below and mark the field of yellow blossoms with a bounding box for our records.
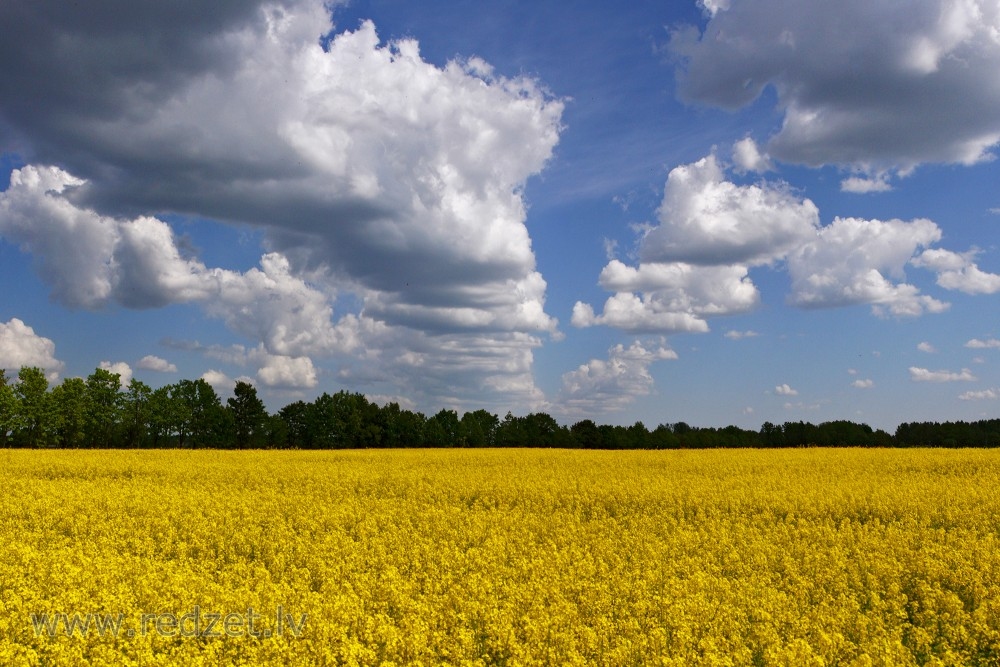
[2,448,1000,665]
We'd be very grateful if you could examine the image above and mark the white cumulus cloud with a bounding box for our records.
[912,248,1000,294]
[640,155,819,266]
[99,361,133,387]
[136,355,178,373]
[787,216,948,316]
[0,318,64,381]
[732,137,773,174]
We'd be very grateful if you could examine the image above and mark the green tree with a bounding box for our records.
[648,424,679,449]
[425,409,459,447]
[51,377,87,448]
[148,385,182,447]
[12,367,53,447]
[228,380,268,448]
[121,379,152,448]
[626,421,649,449]
[84,368,123,448]
[279,400,312,448]
[570,419,601,449]
[459,409,499,447]
[172,379,228,448]
[0,370,16,447]
[523,412,562,448]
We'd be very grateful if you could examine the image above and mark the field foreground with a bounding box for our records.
[2,448,1000,666]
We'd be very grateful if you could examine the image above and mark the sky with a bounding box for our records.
[1,0,1000,432]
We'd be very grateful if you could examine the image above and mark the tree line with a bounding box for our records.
[2,366,999,449]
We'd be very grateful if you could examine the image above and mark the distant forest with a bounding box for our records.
[2,366,999,450]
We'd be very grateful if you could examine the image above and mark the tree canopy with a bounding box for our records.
[0,365,996,449]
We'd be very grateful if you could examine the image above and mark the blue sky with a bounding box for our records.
[2,0,1000,431]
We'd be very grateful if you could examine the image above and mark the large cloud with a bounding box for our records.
[641,155,819,265]
[671,0,1000,174]
[0,2,565,412]
[0,6,562,335]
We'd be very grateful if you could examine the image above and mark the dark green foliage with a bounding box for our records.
[2,364,999,449]
[228,380,267,449]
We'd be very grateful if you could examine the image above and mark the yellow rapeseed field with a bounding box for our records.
[2,448,1000,666]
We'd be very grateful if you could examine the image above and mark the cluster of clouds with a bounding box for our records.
[0,317,188,388]
[572,151,1000,333]
[563,0,1000,414]
[558,339,678,416]
[3,0,1000,417]
[0,164,364,389]
[0,1,564,412]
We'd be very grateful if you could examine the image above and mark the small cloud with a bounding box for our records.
[742,406,754,415]
[99,361,133,387]
[603,238,619,261]
[841,174,892,193]
[725,329,759,340]
[852,379,874,388]
[775,383,798,396]
[966,338,1000,349]
[917,341,936,353]
[136,354,177,373]
[732,137,772,174]
[256,354,318,389]
[201,369,233,393]
[612,191,639,212]
[847,368,858,376]
[909,366,977,382]
[959,388,999,401]
[783,401,821,411]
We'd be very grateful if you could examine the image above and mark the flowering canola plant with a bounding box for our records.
[2,448,1000,665]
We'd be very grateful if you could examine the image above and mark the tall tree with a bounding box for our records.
[228,380,267,449]
[279,400,312,448]
[460,409,499,447]
[51,377,87,448]
[172,379,228,448]
[84,368,123,448]
[148,385,183,448]
[121,379,152,448]
[12,367,52,448]
[0,370,15,448]
[570,419,601,449]
[427,409,459,447]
